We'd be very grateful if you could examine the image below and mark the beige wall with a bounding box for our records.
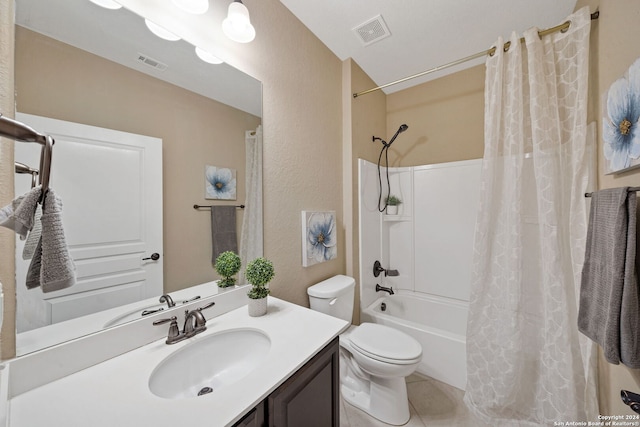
[386,65,485,166]
[0,0,15,360]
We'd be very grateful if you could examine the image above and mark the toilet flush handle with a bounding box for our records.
[329,298,337,305]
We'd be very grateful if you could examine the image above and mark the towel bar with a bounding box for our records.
[194,204,245,209]
[585,187,640,198]
[1,113,54,203]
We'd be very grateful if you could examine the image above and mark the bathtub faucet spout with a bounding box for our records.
[376,284,395,295]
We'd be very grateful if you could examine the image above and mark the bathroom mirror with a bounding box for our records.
[11,0,262,355]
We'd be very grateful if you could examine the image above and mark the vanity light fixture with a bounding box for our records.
[222,0,256,43]
[144,19,181,41]
[171,0,209,15]
[88,0,122,9]
[195,46,224,64]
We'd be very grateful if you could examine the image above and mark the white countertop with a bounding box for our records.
[8,297,348,427]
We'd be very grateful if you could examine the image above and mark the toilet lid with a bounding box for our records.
[350,323,422,363]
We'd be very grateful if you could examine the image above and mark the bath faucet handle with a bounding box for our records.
[153,316,180,344]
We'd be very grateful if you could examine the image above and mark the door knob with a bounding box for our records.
[142,252,160,261]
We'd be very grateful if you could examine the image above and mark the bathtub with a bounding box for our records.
[361,291,468,390]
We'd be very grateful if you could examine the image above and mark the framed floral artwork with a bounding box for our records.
[301,211,337,267]
[205,165,237,200]
[603,57,640,174]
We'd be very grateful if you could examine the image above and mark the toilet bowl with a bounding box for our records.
[307,275,422,425]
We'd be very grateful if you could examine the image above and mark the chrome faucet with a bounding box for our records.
[153,301,216,344]
[183,308,207,336]
[159,294,176,308]
[376,284,395,295]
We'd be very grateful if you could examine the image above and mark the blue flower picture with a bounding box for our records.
[302,211,337,267]
[603,58,640,173]
[205,165,237,200]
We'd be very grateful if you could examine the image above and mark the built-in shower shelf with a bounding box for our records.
[383,215,411,222]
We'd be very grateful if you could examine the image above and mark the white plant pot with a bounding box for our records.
[386,205,398,215]
[248,296,268,317]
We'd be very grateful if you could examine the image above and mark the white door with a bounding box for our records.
[14,113,163,332]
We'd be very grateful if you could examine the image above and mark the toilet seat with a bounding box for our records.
[349,323,422,365]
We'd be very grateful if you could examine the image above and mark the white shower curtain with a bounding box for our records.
[239,125,263,284]
[464,7,597,425]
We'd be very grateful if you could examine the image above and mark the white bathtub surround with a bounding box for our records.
[358,158,481,391]
[7,297,348,426]
[465,6,597,425]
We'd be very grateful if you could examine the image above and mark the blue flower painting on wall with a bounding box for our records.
[205,165,237,200]
[604,57,640,173]
[301,211,337,267]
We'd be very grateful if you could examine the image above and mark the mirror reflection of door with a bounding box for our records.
[14,113,163,333]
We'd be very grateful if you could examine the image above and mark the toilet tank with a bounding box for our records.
[307,275,355,323]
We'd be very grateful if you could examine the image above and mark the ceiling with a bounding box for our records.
[15,0,262,117]
[279,0,579,94]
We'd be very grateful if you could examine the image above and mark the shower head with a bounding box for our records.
[387,124,408,146]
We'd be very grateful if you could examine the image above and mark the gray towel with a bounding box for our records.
[22,205,42,260]
[578,187,640,367]
[0,186,42,239]
[26,188,76,293]
[210,206,238,262]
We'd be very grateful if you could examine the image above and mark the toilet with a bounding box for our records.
[307,275,422,425]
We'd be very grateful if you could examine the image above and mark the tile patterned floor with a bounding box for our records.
[340,373,492,427]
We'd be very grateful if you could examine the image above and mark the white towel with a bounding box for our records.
[25,188,76,293]
[0,186,42,239]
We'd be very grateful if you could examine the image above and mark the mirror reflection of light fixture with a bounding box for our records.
[88,0,122,9]
[171,0,209,15]
[222,0,256,43]
[195,46,223,64]
[144,19,181,41]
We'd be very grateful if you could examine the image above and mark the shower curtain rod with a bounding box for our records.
[352,10,600,98]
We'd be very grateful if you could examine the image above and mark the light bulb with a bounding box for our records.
[144,19,181,41]
[222,1,256,43]
[171,0,209,15]
[88,0,122,9]
[195,47,223,64]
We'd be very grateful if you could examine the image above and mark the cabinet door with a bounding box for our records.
[233,401,265,427]
[268,337,340,427]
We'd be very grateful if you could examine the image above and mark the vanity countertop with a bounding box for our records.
[8,297,348,427]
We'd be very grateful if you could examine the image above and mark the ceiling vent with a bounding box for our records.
[136,53,168,71]
[352,15,391,47]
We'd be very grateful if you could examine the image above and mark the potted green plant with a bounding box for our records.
[245,257,275,317]
[385,195,402,215]
[214,251,242,288]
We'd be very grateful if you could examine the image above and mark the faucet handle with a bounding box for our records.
[197,301,216,312]
[153,316,180,344]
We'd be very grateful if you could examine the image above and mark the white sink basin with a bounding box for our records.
[148,328,271,399]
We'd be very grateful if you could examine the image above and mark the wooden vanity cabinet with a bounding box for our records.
[232,401,265,427]
[232,336,340,427]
